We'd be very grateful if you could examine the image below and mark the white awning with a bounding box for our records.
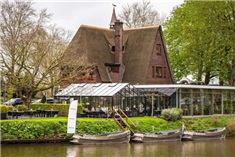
[133,84,235,96]
[137,88,177,96]
[56,83,131,97]
[134,84,235,90]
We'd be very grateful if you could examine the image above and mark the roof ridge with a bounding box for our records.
[80,25,159,31]
[80,25,113,31]
[124,26,159,31]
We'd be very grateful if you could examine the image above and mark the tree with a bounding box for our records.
[163,1,235,85]
[119,0,166,28]
[0,0,74,107]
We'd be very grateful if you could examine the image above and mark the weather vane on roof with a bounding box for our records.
[112,4,116,7]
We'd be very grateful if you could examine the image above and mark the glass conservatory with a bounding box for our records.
[134,84,235,116]
[56,83,235,116]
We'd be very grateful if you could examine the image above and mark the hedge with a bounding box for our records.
[30,103,73,116]
[0,117,121,140]
[1,116,235,140]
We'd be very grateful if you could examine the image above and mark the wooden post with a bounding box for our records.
[151,94,154,117]
[144,93,158,117]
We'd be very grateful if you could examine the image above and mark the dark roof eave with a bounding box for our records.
[105,63,121,67]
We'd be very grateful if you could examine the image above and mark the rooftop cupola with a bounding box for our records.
[109,4,117,29]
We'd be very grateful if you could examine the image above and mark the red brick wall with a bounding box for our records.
[146,30,173,84]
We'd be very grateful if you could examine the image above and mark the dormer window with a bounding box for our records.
[111,46,125,52]
[111,46,115,52]
[105,63,120,73]
[111,66,119,73]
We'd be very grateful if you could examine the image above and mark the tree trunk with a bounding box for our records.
[204,72,211,85]
[231,58,235,86]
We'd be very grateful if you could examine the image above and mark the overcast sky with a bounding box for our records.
[33,0,184,36]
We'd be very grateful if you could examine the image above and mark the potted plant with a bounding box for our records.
[0,105,8,120]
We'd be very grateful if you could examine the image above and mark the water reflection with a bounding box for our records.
[66,143,130,157]
[1,138,235,157]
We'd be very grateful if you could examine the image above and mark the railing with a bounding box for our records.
[118,109,138,128]
[112,108,139,134]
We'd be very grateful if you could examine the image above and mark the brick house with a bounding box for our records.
[61,8,174,88]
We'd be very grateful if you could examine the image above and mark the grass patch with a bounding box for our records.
[1,116,235,140]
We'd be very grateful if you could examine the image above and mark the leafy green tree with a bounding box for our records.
[164,1,235,85]
[41,95,47,103]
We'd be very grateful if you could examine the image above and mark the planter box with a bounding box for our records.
[77,113,81,118]
[0,113,7,120]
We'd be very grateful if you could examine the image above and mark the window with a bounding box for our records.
[111,66,119,73]
[111,46,115,52]
[108,66,111,72]
[107,66,119,73]
[88,74,94,81]
[111,46,125,52]
[61,66,74,77]
[156,67,162,78]
[152,66,165,78]
[156,44,161,55]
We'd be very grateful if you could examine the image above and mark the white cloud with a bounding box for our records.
[33,0,184,35]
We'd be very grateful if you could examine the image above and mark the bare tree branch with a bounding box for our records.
[119,0,166,28]
[0,0,73,106]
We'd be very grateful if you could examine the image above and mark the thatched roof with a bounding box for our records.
[122,26,159,84]
[64,25,173,84]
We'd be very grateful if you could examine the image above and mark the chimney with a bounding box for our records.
[114,20,123,64]
[105,5,125,83]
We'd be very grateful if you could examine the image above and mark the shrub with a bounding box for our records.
[16,105,28,111]
[0,105,8,113]
[7,105,15,111]
[30,104,70,116]
[0,105,15,113]
[173,108,183,118]
[161,108,183,121]
[77,104,83,113]
[211,116,221,127]
[226,119,235,137]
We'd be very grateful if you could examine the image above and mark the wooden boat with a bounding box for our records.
[182,127,226,141]
[131,129,182,143]
[70,131,130,145]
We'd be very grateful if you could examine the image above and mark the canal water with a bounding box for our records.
[1,137,235,157]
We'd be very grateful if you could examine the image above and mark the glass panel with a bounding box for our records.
[203,89,213,115]
[192,89,201,115]
[213,93,222,114]
[223,90,231,114]
[181,89,191,116]
[156,67,162,78]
